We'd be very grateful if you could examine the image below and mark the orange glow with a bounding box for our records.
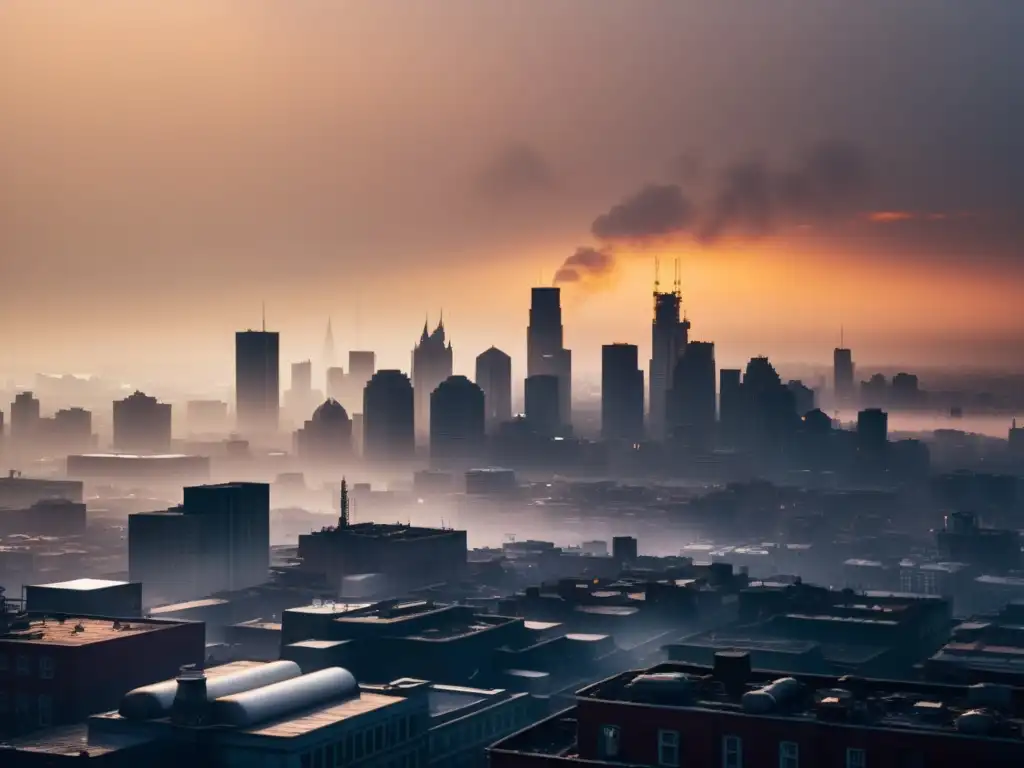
[867,211,916,223]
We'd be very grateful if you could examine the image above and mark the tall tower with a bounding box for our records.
[475,347,513,433]
[323,318,336,370]
[526,287,572,427]
[602,343,644,441]
[649,257,690,439]
[339,477,350,528]
[834,329,855,407]
[235,328,280,435]
[411,317,453,441]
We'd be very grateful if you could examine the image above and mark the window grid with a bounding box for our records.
[723,735,742,768]
[779,741,799,768]
[658,729,680,767]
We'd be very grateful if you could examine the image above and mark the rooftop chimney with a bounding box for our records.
[171,665,209,726]
[714,650,752,697]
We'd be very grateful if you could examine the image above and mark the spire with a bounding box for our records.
[323,318,336,369]
[261,301,266,332]
[339,477,350,528]
[673,256,681,297]
[420,315,430,344]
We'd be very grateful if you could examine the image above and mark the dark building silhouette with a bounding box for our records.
[861,372,889,408]
[113,391,172,453]
[10,391,40,446]
[669,341,716,451]
[412,318,454,440]
[601,343,644,441]
[857,407,889,469]
[51,407,93,452]
[787,380,816,417]
[649,261,690,439]
[834,345,854,404]
[130,482,270,604]
[741,356,800,457]
[527,287,572,427]
[295,399,353,464]
[430,375,485,462]
[524,374,561,436]
[235,329,280,434]
[718,368,743,447]
[363,369,415,461]
[475,346,512,433]
[891,371,923,409]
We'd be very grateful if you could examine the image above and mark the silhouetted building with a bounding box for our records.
[9,391,40,447]
[834,345,854,403]
[612,536,638,565]
[50,407,93,452]
[0,499,86,537]
[602,343,644,441]
[668,341,716,451]
[741,356,800,457]
[527,287,572,427]
[524,375,560,436]
[295,399,353,464]
[326,366,346,401]
[185,400,228,434]
[235,329,280,434]
[475,347,512,433]
[857,407,889,471]
[129,482,270,605]
[363,369,415,462]
[113,391,172,453]
[649,265,690,440]
[938,511,1021,571]
[412,318,454,440]
[861,372,889,408]
[0,474,83,508]
[891,371,923,409]
[718,368,743,447]
[1010,419,1024,459]
[430,375,485,463]
[787,380,816,417]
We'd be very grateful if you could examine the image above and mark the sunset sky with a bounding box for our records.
[1,2,1023,389]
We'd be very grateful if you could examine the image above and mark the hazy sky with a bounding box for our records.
[2,1,1023,389]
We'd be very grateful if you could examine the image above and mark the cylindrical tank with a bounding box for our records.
[742,677,801,714]
[119,661,302,721]
[212,667,359,728]
[956,709,997,735]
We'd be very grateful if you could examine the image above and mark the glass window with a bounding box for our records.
[723,735,742,768]
[39,656,55,680]
[15,655,30,676]
[38,694,53,727]
[658,729,680,767]
[600,725,621,759]
[780,741,799,768]
[846,748,866,768]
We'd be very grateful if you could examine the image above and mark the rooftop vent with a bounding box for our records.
[713,651,751,697]
[742,677,801,714]
[171,665,208,727]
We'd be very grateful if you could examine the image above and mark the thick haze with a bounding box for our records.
[2,1,1023,388]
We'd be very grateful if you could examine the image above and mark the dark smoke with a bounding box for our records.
[698,140,870,242]
[591,184,695,241]
[476,142,556,201]
[554,246,614,284]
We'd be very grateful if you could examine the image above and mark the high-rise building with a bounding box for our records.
[649,260,690,439]
[857,408,888,455]
[412,318,454,440]
[430,375,486,462]
[113,391,172,453]
[834,346,854,404]
[787,380,816,417]
[524,374,560,436]
[235,329,280,434]
[363,369,415,461]
[718,368,743,447]
[475,346,512,433]
[295,399,353,464]
[323,317,336,370]
[284,360,319,421]
[601,343,644,441]
[668,341,716,450]
[10,391,41,445]
[527,287,572,427]
[52,407,93,452]
[326,366,346,401]
[291,360,312,393]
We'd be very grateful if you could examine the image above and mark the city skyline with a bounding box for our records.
[2,3,1024,383]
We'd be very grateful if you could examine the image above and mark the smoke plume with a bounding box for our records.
[554,246,615,285]
[591,184,695,241]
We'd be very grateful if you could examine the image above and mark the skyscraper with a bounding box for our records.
[524,374,560,436]
[430,375,486,462]
[323,317,336,370]
[601,343,644,441]
[113,391,172,453]
[326,366,346,401]
[649,259,690,439]
[475,346,512,433]
[346,350,376,413]
[295,399,353,464]
[235,329,280,435]
[10,391,41,445]
[412,318,453,440]
[834,346,854,405]
[527,287,572,427]
[363,369,415,461]
[668,341,716,450]
[718,368,743,448]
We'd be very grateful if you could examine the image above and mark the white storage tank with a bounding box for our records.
[742,677,801,714]
[212,667,359,728]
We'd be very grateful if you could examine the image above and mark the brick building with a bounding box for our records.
[490,653,1024,767]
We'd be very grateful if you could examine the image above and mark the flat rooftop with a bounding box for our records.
[0,616,178,647]
[32,578,130,591]
[308,521,464,540]
[1,723,150,758]
[149,597,230,614]
[245,691,404,738]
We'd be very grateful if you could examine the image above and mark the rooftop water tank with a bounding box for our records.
[956,709,997,735]
[742,677,801,714]
[119,661,302,721]
[212,667,359,728]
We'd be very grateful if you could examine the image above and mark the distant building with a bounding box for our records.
[0,499,86,537]
[412,318,454,440]
[718,368,743,447]
[348,351,376,395]
[787,379,816,417]
[185,400,228,434]
[235,329,280,435]
[112,391,172,453]
[66,453,210,482]
[295,399,353,465]
[285,360,319,420]
[326,366,346,401]
[856,408,889,467]
[129,482,270,605]
[430,376,485,463]
[524,375,560,436]
[833,345,854,403]
[9,391,41,447]
[649,273,690,440]
[363,370,415,462]
[668,341,716,451]
[475,347,512,433]
[601,344,644,442]
[25,578,142,618]
[527,287,572,428]
[0,474,83,508]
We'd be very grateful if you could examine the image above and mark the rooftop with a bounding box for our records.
[309,521,464,540]
[148,597,230,614]
[32,578,130,591]
[244,691,403,739]
[72,454,199,460]
[0,616,177,647]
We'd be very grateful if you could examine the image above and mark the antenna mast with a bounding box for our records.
[261,302,266,332]
[339,478,350,528]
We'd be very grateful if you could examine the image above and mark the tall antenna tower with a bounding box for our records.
[339,477,350,528]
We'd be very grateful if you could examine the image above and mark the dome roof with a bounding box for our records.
[312,398,350,423]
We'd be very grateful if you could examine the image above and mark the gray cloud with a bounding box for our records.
[476,142,556,202]
[591,184,695,241]
[554,246,615,285]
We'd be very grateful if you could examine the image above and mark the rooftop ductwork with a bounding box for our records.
[211,667,359,728]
